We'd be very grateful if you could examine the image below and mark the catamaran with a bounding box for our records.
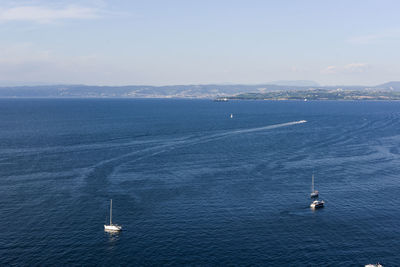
[310,173,319,198]
[104,199,122,231]
[310,199,324,209]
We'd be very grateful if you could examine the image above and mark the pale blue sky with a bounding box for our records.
[0,0,399,86]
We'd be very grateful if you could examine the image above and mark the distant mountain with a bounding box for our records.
[0,84,312,98]
[0,81,398,98]
[376,81,400,91]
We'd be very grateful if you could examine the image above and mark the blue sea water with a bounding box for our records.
[1,99,400,266]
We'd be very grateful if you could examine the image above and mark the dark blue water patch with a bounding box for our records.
[1,99,400,265]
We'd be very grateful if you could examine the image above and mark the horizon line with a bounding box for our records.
[0,81,397,88]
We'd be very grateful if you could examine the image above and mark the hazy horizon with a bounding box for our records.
[0,80,396,88]
[1,0,399,86]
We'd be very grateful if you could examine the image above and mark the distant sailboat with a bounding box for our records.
[310,173,319,198]
[104,199,122,231]
[230,113,233,119]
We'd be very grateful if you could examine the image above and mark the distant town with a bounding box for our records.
[0,81,400,100]
[225,88,400,101]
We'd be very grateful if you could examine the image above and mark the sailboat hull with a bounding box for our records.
[104,225,122,231]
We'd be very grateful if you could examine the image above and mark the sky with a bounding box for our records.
[0,0,399,86]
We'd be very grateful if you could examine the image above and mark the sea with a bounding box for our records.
[1,99,400,266]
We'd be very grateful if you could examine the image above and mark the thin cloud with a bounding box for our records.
[348,29,400,44]
[0,42,137,85]
[321,63,369,75]
[344,63,369,73]
[320,66,337,74]
[0,5,100,23]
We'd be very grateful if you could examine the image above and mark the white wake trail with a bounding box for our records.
[130,120,308,155]
[84,120,307,182]
[229,120,307,135]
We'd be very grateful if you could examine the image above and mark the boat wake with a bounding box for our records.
[229,120,307,135]
[83,120,308,185]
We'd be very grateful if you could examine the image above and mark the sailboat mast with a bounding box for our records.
[312,174,314,192]
[110,199,112,225]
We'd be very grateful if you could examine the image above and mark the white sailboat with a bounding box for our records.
[230,113,233,119]
[310,173,319,198]
[104,199,122,231]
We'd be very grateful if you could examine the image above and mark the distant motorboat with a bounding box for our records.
[365,264,383,267]
[310,200,324,209]
[104,199,122,232]
[310,173,319,198]
[214,97,228,102]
